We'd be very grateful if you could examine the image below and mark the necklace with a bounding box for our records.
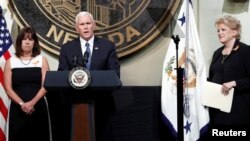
[19,58,32,65]
[222,48,232,56]
[221,55,228,64]
[221,47,232,64]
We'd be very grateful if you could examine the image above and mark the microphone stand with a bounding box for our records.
[73,55,78,67]
[82,52,89,68]
[72,54,88,68]
[172,35,184,141]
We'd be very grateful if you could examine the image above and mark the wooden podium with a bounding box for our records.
[44,70,122,141]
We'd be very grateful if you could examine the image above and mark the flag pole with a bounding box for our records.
[172,35,184,141]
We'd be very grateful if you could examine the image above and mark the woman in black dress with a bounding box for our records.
[4,27,51,141]
[208,15,250,127]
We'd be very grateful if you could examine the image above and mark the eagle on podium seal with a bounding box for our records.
[68,55,91,90]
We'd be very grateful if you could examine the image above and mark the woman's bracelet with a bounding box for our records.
[19,102,24,106]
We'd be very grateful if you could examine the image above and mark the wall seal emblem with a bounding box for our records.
[9,0,180,58]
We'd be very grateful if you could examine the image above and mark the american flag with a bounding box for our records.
[0,5,13,141]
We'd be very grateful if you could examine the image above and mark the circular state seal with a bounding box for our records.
[9,0,180,58]
[68,67,91,90]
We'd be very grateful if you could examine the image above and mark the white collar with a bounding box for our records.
[80,36,94,47]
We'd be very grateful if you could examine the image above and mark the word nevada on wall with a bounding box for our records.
[9,0,180,58]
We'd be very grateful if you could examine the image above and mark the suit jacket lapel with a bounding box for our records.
[74,38,84,62]
[91,37,100,69]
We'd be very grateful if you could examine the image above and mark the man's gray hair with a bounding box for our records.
[75,11,95,25]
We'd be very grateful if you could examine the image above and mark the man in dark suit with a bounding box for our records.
[58,11,120,75]
[54,11,120,141]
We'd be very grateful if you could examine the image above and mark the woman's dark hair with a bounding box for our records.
[15,27,40,57]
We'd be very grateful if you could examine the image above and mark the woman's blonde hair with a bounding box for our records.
[215,15,241,40]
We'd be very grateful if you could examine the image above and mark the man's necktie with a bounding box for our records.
[85,42,91,69]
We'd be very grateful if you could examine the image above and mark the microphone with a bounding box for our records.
[72,55,78,67]
[171,35,180,45]
[83,51,89,68]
